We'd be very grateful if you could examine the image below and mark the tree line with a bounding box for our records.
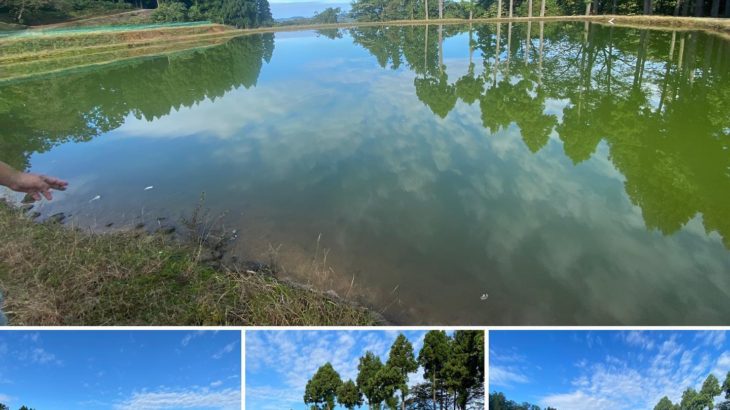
[303,330,484,409]
[0,404,36,410]
[0,0,273,27]
[151,0,272,27]
[489,392,557,410]
[349,0,730,23]
[654,371,730,409]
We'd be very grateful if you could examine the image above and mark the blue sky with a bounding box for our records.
[490,330,730,410]
[246,330,431,410]
[269,1,350,19]
[0,330,241,410]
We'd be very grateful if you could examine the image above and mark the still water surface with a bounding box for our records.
[1,22,729,324]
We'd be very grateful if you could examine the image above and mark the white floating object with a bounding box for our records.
[90,195,101,202]
[480,293,489,301]
[144,186,154,191]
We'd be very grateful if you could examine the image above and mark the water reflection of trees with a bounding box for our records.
[351,23,730,248]
[0,33,275,170]
[1,24,728,249]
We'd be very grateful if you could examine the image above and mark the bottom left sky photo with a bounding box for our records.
[0,330,242,410]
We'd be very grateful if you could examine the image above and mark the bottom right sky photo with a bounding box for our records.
[489,330,730,410]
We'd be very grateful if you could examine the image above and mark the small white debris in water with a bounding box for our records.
[480,293,489,301]
[144,186,154,191]
[89,195,101,202]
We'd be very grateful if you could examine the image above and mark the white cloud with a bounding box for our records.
[542,390,619,410]
[712,352,730,381]
[490,366,529,387]
[537,333,729,410]
[696,331,727,350]
[246,385,302,407]
[210,380,223,388]
[115,388,240,410]
[30,347,61,365]
[212,342,238,360]
[624,331,656,350]
[181,331,209,347]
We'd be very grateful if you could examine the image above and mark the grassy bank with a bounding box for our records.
[0,23,240,81]
[27,9,154,29]
[0,201,381,326]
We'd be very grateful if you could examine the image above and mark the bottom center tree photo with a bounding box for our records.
[245,330,485,410]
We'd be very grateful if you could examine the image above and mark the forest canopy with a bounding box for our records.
[348,0,730,22]
[489,392,558,410]
[0,0,273,27]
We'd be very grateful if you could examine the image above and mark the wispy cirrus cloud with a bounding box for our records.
[490,366,529,387]
[212,342,238,360]
[114,387,240,410]
[536,332,729,410]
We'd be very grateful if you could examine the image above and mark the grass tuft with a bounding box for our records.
[0,200,382,326]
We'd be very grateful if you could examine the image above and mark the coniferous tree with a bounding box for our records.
[721,373,730,410]
[337,379,364,410]
[386,334,418,410]
[653,396,678,410]
[698,374,721,409]
[304,362,343,410]
[255,0,273,25]
[418,330,450,407]
[358,351,385,409]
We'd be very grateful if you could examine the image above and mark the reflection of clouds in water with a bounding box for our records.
[44,36,730,324]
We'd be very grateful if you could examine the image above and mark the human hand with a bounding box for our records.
[9,172,68,201]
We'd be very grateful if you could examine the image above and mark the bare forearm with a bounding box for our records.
[0,161,21,190]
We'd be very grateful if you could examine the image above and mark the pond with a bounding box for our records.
[1,22,729,325]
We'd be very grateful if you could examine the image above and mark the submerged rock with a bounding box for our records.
[48,212,66,223]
